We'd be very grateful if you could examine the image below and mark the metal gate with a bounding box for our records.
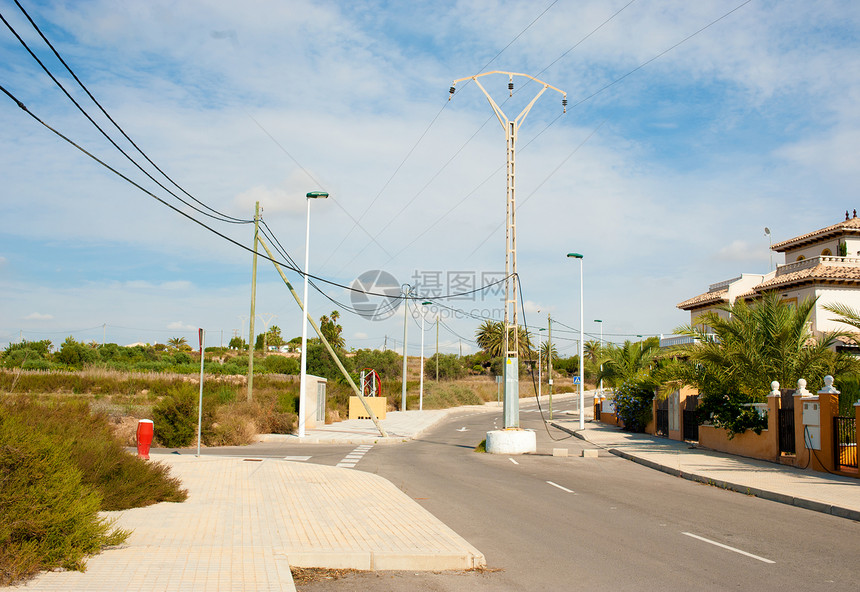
[654,398,669,437]
[682,395,699,442]
[834,416,857,470]
[778,389,795,455]
[778,409,796,454]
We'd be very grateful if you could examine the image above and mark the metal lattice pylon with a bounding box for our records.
[450,71,565,428]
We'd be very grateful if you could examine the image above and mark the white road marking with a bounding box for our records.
[336,445,373,468]
[282,456,311,461]
[547,481,575,493]
[456,427,469,432]
[682,532,775,564]
[509,458,519,465]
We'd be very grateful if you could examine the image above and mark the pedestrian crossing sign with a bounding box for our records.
[573,376,581,385]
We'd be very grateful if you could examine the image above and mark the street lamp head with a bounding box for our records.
[421,301,432,306]
[567,252,583,259]
[306,191,329,199]
[594,319,603,323]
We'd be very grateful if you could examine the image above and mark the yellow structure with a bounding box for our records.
[349,396,387,420]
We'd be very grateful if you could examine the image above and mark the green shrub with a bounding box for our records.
[613,378,655,432]
[424,353,466,381]
[152,383,208,447]
[21,359,56,371]
[697,392,768,438]
[2,398,187,511]
[0,408,129,586]
[352,349,401,379]
[262,355,299,375]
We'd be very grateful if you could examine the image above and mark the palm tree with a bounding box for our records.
[475,320,531,357]
[539,340,558,374]
[597,339,659,388]
[823,302,860,339]
[167,337,187,350]
[584,340,602,365]
[676,292,852,399]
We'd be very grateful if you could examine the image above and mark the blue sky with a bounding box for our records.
[2,0,859,357]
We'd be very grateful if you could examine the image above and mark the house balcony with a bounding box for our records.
[776,255,860,276]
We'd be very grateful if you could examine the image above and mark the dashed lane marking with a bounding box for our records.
[282,456,312,462]
[682,532,775,564]
[547,481,575,494]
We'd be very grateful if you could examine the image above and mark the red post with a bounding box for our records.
[137,419,154,460]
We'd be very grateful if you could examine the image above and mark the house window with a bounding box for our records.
[821,248,832,256]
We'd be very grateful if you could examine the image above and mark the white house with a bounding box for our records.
[677,212,860,347]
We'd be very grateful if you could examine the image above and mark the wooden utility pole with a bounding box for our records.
[435,315,440,381]
[247,201,260,401]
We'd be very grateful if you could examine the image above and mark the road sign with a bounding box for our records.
[573,376,581,385]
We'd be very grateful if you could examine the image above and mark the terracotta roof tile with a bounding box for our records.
[771,216,860,252]
[677,288,728,310]
[753,263,860,292]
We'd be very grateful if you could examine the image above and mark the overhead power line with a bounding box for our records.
[3,4,251,226]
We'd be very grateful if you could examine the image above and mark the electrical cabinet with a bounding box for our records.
[802,399,821,450]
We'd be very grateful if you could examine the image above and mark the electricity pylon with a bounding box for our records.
[450,71,565,429]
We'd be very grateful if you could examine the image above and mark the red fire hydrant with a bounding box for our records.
[137,419,154,460]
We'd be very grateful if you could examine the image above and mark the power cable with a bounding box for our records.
[392,0,754,268]
[12,0,251,225]
[246,113,394,259]
[0,84,452,301]
[321,0,562,272]
[464,120,606,260]
[513,274,573,441]
[0,10,249,226]
[2,82,517,305]
[567,0,755,111]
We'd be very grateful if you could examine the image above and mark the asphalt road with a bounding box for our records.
[202,401,860,591]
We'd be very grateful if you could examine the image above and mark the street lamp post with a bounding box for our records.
[401,284,413,411]
[537,328,546,399]
[420,301,432,411]
[567,253,585,430]
[298,191,328,438]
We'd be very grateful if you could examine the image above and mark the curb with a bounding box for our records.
[550,421,860,523]
[607,447,860,522]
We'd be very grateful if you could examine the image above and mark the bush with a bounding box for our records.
[0,407,129,586]
[306,341,353,381]
[2,398,187,511]
[352,349,401,379]
[697,392,768,438]
[612,378,655,432]
[262,355,299,375]
[424,353,466,381]
[152,383,209,447]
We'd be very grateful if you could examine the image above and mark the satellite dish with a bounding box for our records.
[764,227,771,235]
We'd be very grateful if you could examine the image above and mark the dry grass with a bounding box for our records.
[1,368,577,447]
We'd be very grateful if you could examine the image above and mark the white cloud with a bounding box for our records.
[24,312,54,321]
[353,331,368,339]
[2,1,859,351]
[167,321,196,331]
[715,240,770,264]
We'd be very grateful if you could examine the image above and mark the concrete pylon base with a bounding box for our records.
[485,429,536,455]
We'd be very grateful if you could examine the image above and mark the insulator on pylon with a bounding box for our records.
[562,97,568,113]
[508,82,514,96]
[449,86,455,100]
